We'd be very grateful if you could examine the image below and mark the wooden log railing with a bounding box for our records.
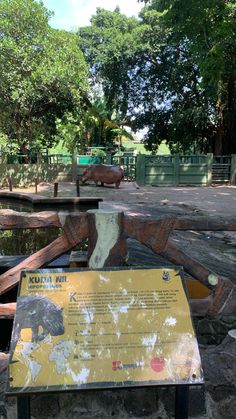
[0,302,16,319]
[0,210,236,319]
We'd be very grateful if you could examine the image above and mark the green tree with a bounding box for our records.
[141,0,236,154]
[78,5,217,154]
[78,8,139,121]
[129,7,215,153]
[55,94,133,153]
[0,0,88,157]
[82,1,235,154]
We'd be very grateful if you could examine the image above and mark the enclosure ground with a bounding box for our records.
[3,182,236,217]
[1,182,236,419]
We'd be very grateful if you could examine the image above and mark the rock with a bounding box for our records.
[123,388,158,417]
[196,318,228,345]
[201,336,236,401]
[31,394,59,419]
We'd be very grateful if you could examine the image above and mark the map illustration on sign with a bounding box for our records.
[7,268,203,394]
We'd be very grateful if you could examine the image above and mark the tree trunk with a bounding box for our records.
[225,76,236,154]
[214,77,236,155]
[214,97,224,155]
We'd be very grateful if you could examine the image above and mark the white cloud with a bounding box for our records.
[44,0,143,30]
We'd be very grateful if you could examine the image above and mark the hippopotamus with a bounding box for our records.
[12,295,64,345]
[81,164,124,188]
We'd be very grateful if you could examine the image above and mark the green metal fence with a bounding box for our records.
[111,155,137,181]
[1,152,236,187]
[77,155,103,165]
[136,154,212,186]
[41,154,73,165]
[212,156,231,183]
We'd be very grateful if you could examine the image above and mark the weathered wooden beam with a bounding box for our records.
[207,276,236,317]
[0,235,72,295]
[0,215,89,295]
[160,241,216,290]
[125,216,236,318]
[173,217,236,231]
[0,352,9,374]
[54,182,58,197]
[124,214,236,233]
[60,213,89,247]
[159,240,236,318]
[0,209,235,317]
[124,215,236,261]
[88,210,127,268]
[124,216,175,253]
[0,303,16,319]
[0,211,235,232]
[0,210,61,229]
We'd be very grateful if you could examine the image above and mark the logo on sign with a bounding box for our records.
[162,271,171,281]
[112,361,141,371]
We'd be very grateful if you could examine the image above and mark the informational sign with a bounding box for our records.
[7,268,203,394]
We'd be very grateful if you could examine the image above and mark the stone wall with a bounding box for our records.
[1,369,208,419]
[0,164,88,187]
[0,164,72,187]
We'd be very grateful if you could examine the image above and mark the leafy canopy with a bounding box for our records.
[0,0,88,154]
[139,0,236,153]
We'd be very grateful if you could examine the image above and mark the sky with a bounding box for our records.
[43,0,143,30]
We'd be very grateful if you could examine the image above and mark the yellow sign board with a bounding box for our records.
[7,268,203,394]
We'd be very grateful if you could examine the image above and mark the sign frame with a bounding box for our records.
[6,265,203,397]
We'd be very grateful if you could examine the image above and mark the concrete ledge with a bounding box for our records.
[0,192,103,210]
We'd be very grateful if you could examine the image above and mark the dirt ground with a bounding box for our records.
[7,181,236,217]
[5,180,235,280]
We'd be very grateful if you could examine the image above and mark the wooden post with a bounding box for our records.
[207,153,213,186]
[54,182,58,197]
[35,180,37,195]
[8,176,12,191]
[76,178,80,197]
[87,210,127,268]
